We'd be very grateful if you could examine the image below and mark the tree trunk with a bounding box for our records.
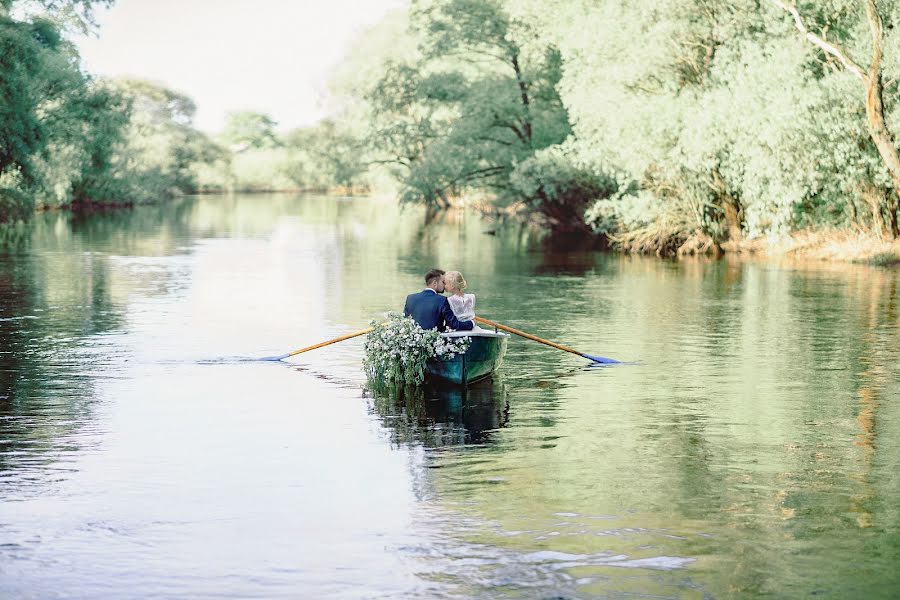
[435,188,452,210]
[510,54,533,145]
[862,182,887,238]
[424,202,440,224]
[864,81,900,238]
[722,197,743,242]
[863,0,900,238]
[887,194,899,237]
[847,191,861,231]
[710,169,743,242]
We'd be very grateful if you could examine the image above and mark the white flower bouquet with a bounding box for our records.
[363,312,471,386]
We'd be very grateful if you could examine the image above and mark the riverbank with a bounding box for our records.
[723,230,900,267]
[474,200,900,267]
[26,186,370,215]
[190,185,371,195]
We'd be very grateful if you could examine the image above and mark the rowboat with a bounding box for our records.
[426,330,509,385]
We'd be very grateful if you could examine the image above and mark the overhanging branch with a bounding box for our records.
[769,0,867,81]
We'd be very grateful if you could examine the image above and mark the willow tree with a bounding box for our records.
[507,0,900,250]
[511,0,770,250]
[356,0,605,230]
[768,0,900,238]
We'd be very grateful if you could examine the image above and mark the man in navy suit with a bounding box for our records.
[404,269,475,332]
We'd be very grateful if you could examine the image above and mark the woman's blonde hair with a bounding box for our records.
[444,270,467,293]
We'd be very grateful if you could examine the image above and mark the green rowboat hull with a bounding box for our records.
[426,331,509,385]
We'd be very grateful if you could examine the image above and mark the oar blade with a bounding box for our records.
[582,353,620,365]
[258,353,290,362]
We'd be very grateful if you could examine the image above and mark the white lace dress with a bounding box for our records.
[447,293,484,331]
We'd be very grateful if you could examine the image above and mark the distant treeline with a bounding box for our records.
[0,0,367,225]
[3,0,900,254]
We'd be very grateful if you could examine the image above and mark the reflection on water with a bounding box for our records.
[0,194,898,599]
[0,227,124,489]
[368,377,509,448]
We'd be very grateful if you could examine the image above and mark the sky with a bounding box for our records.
[75,0,408,133]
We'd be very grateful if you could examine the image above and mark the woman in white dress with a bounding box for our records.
[443,271,485,331]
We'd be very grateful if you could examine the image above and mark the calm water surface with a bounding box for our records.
[0,194,898,599]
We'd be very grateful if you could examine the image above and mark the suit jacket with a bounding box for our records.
[403,289,474,332]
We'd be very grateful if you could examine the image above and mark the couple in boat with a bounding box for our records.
[403,268,485,333]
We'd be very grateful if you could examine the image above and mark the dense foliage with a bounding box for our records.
[363,312,471,386]
[0,2,220,219]
[514,0,900,247]
[328,0,900,248]
[340,0,613,231]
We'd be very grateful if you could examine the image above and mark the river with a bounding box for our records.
[1,194,898,599]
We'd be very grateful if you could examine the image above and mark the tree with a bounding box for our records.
[512,1,766,248]
[0,15,94,220]
[510,144,618,234]
[283,120,368,190]
[359,0,586,229]
[768,0,900,238]
[507,0,900,250]
[0,12,208,218]
[0,17,72,182]
[60,84,132,206]
[221,111,280,151]
[103,78,223,201]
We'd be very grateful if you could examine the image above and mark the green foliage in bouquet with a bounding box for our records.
[363,312,470,386]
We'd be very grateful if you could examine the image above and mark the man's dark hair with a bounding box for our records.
[424,269,445,285]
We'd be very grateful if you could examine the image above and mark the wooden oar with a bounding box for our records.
[259,327,374,361]
[474,316,619,365]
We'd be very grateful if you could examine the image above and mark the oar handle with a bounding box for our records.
[285,327,374,358]
[474,316,584,357]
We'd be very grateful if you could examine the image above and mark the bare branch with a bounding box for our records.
[768,0,867,81]
[490,112,528,144]
[367,158,412,169]
[475,136,515,146]
[432,166,510,199]
[864,0,884,76]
